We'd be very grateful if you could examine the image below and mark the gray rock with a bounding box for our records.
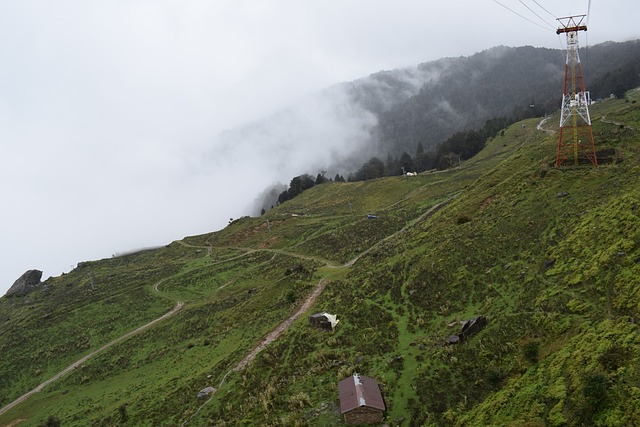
[197,386,216,399]
[445,335,460,345]
[5,270,43,297]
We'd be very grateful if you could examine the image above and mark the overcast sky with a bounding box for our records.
[1,0,638,296]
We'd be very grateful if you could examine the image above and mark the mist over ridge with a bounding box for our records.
[2,35,640,295]
[213,40,640,215]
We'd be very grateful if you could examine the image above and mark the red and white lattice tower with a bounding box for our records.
[555,15,597,168]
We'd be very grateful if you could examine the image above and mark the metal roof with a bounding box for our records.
[338,373,386,413]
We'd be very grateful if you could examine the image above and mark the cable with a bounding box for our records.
[530,0,556,20]
[489,0,555,32]
[518,0,557,30]
[586,0,592,26]
[584,19,589,87]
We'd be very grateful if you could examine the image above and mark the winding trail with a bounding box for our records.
[4,192,460,424]
[537,116,555,135]
[0,302,184,417]
[601,114,636,131]
[342,195,458,268]
[180,194,459,425]
[232,277,329,372]
[181,278,329,427]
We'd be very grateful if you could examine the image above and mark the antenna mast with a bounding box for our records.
[555,15,597,168]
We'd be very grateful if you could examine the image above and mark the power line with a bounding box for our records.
[585,30,590,86]
[489,0,554,32]
[530,0,556,20]
[518,0,557,30]
[585,2,591,86]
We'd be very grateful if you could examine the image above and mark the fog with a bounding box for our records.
[1,0,638,295]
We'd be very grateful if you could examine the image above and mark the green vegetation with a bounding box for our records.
[1,90,640,426]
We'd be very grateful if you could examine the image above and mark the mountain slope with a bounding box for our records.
[373,41,640,157]
[1,90,640,426]
[211,41,640,180]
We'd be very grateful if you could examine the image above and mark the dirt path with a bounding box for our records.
[537,116,555,135]
[5,191,461,424]
[183,194,461,425]
[601,115,636,131]
[153,278,168,293]
[0,302,184,418]
[217,195,459,377]
[180,278,329,426]
[341,194,458,268]
[233,277,329,371]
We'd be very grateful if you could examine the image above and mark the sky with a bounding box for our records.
[1,0,638,296]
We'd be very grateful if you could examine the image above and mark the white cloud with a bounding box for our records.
[1,0,638,294]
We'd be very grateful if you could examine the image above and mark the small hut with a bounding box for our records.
[338,373,385,425]
[309,312,340,331]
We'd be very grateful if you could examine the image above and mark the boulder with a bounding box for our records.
[444,315,488,345]
[5,270,43,297]
[459,315,487,340]
[445,335,460,345]
[197,386,216,399]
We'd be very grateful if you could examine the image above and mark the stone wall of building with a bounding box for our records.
[343,406,383,425]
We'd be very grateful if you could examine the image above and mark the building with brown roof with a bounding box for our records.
[338,373,386,425]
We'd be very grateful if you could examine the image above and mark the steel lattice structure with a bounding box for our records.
[555,15,598,168]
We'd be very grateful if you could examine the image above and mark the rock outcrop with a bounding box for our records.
[5,270,43,297]
[196,386,216,399]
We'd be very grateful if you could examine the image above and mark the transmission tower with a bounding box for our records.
[555,15,597,168]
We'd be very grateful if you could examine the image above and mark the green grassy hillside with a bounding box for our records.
[1,89,639,426]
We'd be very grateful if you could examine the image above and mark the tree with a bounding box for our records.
[438,152,460,170]
[277,189,289,205]
[287,174,315,199]
[399,151,414,174]
[315,172,327,185]
[415,148,436,172]
[354,157,385,181]
[384,153,399,176]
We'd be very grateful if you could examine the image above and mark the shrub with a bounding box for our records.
[486,367,507,389]
[38,416,61,427]
[456,215,472,225]
[580,372,608,420]
[522,341,540,364]
[289,391,312,410]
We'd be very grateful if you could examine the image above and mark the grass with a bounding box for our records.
[1,88,640,426]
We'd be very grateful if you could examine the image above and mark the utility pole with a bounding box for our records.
[555,15,597,168]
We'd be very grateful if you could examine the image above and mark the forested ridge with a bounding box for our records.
[364,41,640,157]
[272,40,640,209]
